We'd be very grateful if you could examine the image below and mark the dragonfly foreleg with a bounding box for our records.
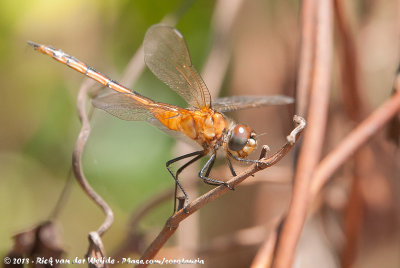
[227,151,272,178]
[228,151,268,165]
[199,153,234,190]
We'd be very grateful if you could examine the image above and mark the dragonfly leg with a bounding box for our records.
[227,157,237,177]
[199,153,234,190]
[166,150,205,212]
[228,151,268,165]
[227,151,269,178]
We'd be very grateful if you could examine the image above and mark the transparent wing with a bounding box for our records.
[144,24,211,108]
[92,91,155,121]
[212,95,294,112]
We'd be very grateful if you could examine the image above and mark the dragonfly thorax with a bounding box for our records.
[191,109,227,150]
[154,107,228,150]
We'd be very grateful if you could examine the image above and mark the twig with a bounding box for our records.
[250,2,318,264]
[73,79,114,237]
[110,188,174,262]
[71,79,113,267]
[197,223,278,256]
[136,116,306,268]
[273,1,333,267]
[48,169,73,220]
[295,0,317,116]
[310,88,400,197]
[249,220,281,268]
[334,1,369,265]
[341,164,364,268]
[334,0,367,121]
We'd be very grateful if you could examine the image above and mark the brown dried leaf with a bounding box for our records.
[4,221,64,268]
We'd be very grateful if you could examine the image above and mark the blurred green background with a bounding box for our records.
[0,0,215,258]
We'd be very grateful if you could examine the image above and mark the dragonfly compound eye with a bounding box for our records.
[228,124,252,151]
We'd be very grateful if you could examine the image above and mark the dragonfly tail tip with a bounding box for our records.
[27,41,40,49]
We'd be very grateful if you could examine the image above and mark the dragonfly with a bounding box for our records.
[29,24,293,210]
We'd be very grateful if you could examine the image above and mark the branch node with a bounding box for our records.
[259,145,271,159]
[165,218,180,230]
[86,232,108,268]
[287,115,306,145]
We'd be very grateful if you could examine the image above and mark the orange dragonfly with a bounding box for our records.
[29,24,293,209]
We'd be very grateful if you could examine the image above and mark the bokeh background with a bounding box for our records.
[1,0,399,267]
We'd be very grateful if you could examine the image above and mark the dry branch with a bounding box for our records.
[110,188,174,262]
[72,79,113,267]
[333,1,369,264]
[295,0,317,117]
[273,1,333,267]
[334,0,367,121]
[310,89,400,197]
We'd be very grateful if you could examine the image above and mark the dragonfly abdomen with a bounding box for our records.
[28,41,153,106]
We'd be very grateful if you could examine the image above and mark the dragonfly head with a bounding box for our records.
[227,124,257,158]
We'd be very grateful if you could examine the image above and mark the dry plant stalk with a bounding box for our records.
[72,78,113,267]
[273,0,333,267]
[110,188,174,262]
[295,0,317,116]
[310,84,400,197]
[333,0,367,265]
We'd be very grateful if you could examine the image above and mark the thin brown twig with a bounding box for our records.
[250,2,317,265]
[334,0,367,121]
[73,79,114,237]
[341,164,364,268]
[295,0,317,117]
[48,168,74,220]
[197,224,268,256]
[110,188,174,262]
[334,1,369,265]
[154,224,270,259]
[129,189,175,232]
[72,79,112,267]
[249,221,281,268]
[136,115,306,268]
[310,88,400,197]
[273,1,333,267]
